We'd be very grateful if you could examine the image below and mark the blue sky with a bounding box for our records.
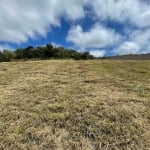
[0,0,150,57]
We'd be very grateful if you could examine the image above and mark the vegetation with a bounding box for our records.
[0,60,150,149]
[0,44,94,62]
[1,43,150,62]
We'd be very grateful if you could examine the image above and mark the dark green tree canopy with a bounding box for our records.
[0,43,95,62]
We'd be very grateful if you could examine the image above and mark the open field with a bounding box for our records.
[0,60,150,150]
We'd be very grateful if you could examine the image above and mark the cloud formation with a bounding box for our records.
[89,50,106,57]
[0,0,150,56]
[66,24,121,48]
[67,0,150,55]
[117,42,140,55]
[0,0,87,43]
[90,0,150,28]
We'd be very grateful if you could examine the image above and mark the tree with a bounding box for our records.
[81,52,93,60]
[2,50,14,61]
[46,44,53,50]
[15,48,24,59]
[0,51,4,62]
[0,43,95,62]
[23,46,34,59]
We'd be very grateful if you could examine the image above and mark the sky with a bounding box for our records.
[0,0,150,57]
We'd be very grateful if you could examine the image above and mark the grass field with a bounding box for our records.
[0,60,150,150]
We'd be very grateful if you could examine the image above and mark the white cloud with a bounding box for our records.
[116,28,150,55]
[131,29,150,46]
[90,0,150,28]
[66,24,121,48]
[117,42,140,55]
[90,50,105,57]
[0,0,87,43]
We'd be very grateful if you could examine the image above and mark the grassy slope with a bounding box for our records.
[0,60,150,150]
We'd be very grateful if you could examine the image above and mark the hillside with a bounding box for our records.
[0,60,150,149]
[107,53,150,60]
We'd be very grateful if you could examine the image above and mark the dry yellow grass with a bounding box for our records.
[0,60,150,150]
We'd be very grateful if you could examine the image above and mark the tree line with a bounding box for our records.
[0,44,95,62]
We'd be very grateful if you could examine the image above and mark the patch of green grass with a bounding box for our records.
[0,60,150,149]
